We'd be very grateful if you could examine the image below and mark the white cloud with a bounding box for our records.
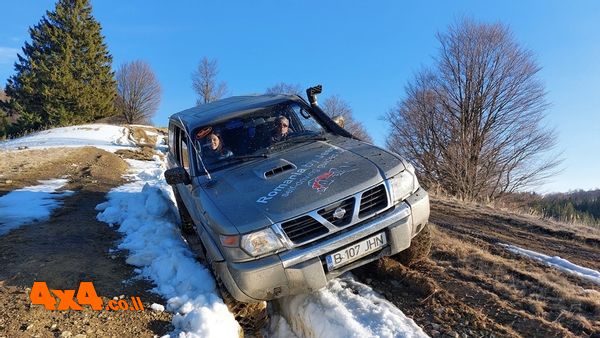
[0,47,20,65]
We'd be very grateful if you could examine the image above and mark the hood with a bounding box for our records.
[201,139,404,234]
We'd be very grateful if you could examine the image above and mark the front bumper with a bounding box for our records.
[215,187,430,302]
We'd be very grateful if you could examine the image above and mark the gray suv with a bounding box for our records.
[165,86,430,306]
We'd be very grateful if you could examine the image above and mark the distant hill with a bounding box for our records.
[529,189,600,227]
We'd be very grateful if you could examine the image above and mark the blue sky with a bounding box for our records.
[1,1,599,193]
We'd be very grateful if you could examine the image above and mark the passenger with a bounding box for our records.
[204,131,233,161]
[271,116,292,144]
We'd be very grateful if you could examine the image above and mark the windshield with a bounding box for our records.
[192,101,327,171]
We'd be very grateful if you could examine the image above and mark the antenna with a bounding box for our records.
[178,116,212,180]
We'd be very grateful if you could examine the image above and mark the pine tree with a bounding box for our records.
[4,0,116,133]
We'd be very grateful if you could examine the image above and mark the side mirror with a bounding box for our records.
[164,167,191,185]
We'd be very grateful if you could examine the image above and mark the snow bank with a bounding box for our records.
[500,243,600,285]
[0,179,73,235]
[274,276,428,338]
[0,124,136,152]
[95,154,240,338]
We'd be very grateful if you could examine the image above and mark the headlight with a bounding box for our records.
[388,169,419,204]
[240,228,283,257]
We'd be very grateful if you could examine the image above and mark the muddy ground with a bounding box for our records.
[355,198,600,337]
[0,127,173,337]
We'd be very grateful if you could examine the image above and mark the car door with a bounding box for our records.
[172,125,197,216]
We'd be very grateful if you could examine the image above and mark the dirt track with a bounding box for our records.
[355,198,600,337]
[0,129,173,337]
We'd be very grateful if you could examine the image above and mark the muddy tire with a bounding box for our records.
[188,237,269,336]
[392,223,432,266]
[175,190,269,335]
[218,284,269,337]
[172,189,195,235]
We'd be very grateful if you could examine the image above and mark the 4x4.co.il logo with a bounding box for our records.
[29,282,144,311]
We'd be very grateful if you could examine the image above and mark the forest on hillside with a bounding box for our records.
[525,189,600,227]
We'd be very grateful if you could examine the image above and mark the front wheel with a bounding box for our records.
[172,189,195,234]
[217,282,269,336]
[185,230,269,336]
[392,223,432,266]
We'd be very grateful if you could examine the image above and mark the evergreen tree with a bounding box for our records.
[530,190,600,227]
[4,0,116,133]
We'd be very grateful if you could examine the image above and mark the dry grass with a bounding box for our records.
[432,195,600,241]
[356,200,600,336]
[128,125,159,147]
[0,147,128,192]
[113,125,164,161]
[430,224,600,333]
[115,146,155,161]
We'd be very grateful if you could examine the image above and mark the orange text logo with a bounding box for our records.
[29,281,144,311]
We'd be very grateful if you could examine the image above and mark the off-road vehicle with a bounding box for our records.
[165,86,431,332]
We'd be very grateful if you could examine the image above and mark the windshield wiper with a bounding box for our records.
[228,153,269,160]
[286,135,328,143]
[266,134,328,152]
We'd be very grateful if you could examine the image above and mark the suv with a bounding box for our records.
[165,86,430,322]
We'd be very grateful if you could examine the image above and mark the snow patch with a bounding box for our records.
[500,243,600,285]
[0,124,136,152]
[0,179,73,235]
[151,303,165,312]
[95,154,240,338]
[274,276,429,338]
[268,314,299,338]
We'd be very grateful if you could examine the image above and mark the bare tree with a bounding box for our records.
[115,60,161,124]
[322,95,373,143]
[386,19,561,201]
[265,83,303,97]
[192,57,227,105]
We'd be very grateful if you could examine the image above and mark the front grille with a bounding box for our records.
[358,184,388,217]
[318,197,355,227]
[281,215,328,244]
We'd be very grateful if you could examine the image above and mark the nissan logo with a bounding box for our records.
[333,207,346,219]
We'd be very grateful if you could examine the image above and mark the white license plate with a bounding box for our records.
[326,232,387,271]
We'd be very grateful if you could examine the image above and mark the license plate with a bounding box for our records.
[325,232,387,271]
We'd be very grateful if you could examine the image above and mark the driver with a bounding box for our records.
[271,116,292,144]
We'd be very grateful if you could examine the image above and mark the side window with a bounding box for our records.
[180,138,190,171]
[168,123,175,155]
[291,104,324,133]
[174,126,191,173]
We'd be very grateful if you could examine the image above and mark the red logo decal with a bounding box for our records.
[309,167,354,193]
